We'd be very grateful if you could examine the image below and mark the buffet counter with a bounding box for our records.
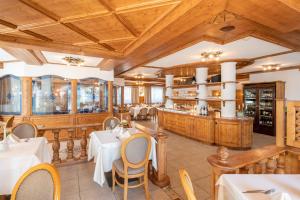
[157,108,253,149]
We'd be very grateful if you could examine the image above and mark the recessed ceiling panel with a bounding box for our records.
[147,37,290,68]
[238,52,300,73]
[72,14,133,41]
[42,51,103,67]
[31,0,108,19]
[123,67,161,78]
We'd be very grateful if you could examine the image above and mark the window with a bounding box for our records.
[32,76,71,115]
[151,86,164,103]
[77,78,108,113]
[0,75,21,115]
[124,86,132,104]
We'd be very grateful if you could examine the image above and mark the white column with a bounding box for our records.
[196,68,208,113]
[221,62,236,118]
[165,75,174,108]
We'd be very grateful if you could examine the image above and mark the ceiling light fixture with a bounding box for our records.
[261,64,281,71]
[134,74,144,79]
[63,56,84,66]
[201,51,222,62]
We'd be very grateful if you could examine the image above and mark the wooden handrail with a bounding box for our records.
[207,145,300,200]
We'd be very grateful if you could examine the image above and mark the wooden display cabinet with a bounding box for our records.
[243,81,285,136]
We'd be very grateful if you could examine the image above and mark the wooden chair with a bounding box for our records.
[179,169,197,200]
[11,163,61,200]
[0,116,14,140]
[112,133,151,200]
[12,121,38,139]
[147,107,156,120]
[137,108,148,120]
[103,116,120,130]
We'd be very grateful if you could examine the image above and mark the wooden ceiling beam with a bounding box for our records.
[277,0,300,12]
[97,0,140,37]
[0,34,123,58]
[3,47,44,65]
[32,50,48,64]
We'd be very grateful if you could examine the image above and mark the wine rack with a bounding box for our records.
[243,82,285,136]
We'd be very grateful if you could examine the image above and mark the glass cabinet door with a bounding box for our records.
[244,88,256,117]
[258,87,274,127]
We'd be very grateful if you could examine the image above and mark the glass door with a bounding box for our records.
[244,88,257,118]
[258,87,275,135]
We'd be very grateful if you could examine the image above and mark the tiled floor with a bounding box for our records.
[58,120,276,200]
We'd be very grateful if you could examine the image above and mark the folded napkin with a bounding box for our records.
[112,126,121,134]
[118,131,131,141]
[6,134,20,144]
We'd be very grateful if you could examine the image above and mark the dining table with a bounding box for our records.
[130,106,152,119]
[88,128,157,186]
[217,174,300,200]
[0,137,51,195]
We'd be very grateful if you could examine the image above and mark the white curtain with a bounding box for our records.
[151,86,164,103]
[124,86,132,104]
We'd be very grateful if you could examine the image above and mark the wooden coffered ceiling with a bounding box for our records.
[0,0,299,75]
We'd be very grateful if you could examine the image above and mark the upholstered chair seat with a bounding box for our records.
[113,159,145,175]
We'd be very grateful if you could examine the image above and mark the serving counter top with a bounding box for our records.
[158,109,253,149]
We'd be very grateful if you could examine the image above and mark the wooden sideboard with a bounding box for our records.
[158,109,253,149]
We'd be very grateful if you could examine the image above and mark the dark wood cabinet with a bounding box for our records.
[243,81,285,136]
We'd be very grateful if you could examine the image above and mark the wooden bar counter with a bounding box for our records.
[158,109,253,149]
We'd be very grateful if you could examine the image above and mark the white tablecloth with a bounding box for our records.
[217,174,300,200]
[0,137,51,195]
[88,128,157,186]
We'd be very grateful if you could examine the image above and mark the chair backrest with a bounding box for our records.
[121,133,151,170]
[12,121,38,139]
[179,169,197,200]
[103,117,120,130]
[139,108,148,116]
[5,116,14,129]
[11,163,61,200]
[148,107,155,115]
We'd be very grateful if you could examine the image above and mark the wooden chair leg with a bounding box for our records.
[124,177,128,200]
[144,174,150,200]
[112,166,116,192]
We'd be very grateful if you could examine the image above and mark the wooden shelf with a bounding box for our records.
[198,81,238,88]
[171,98,197,101]
[172,84,197,89]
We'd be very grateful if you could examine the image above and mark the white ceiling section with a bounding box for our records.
[147,37,290,68]
[42,51,103,67]
[0,48,16,61]
[122,67,161,78]
[238,52,300,73]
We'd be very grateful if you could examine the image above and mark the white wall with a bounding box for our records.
[0,62,114,81]
[249,69,300,100]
